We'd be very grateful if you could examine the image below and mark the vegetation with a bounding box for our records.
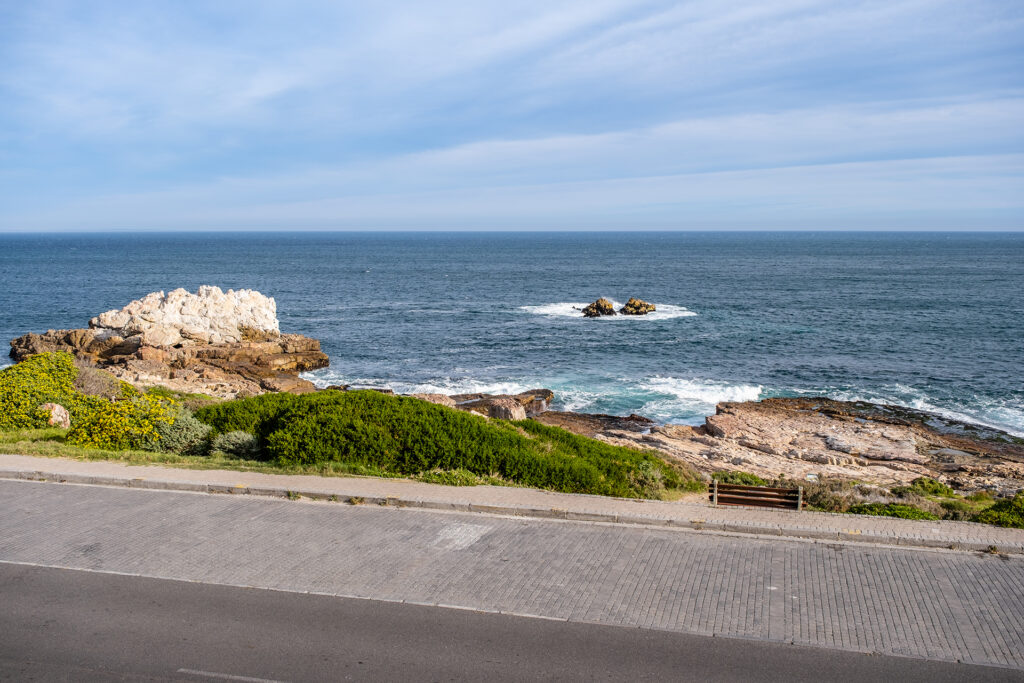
[892,477,956,498]
[66,394,177,451]
[196,390,698,498]
[847,502,940,520]
[210,430,261,459]
[973,492,1024,529]
[0,352,129,430]
[711,470,769,487]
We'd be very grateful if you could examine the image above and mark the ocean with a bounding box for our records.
[1,231,1022,435]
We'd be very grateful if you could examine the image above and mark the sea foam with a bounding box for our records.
[520,301,697,320]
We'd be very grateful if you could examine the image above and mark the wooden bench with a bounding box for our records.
[710,480,803,510]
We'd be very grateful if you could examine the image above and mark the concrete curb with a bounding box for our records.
[3,467,1021,555]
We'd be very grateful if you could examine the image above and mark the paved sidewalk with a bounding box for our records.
[1,453,1022,554]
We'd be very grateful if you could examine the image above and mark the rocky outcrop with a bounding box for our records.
[486,398,527,421]
[453,389,553,417]
[89,286,279,347]
[10,288,328,399]
[619,298,656,315]
[581,298,616,318]
[536,398,1024,493]
[411,393,458,409]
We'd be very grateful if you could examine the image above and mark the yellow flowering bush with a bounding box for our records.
[66,394,178,451]
[0,352,105,429]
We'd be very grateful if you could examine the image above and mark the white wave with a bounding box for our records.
[301,368,532,396]
[0,362,12,372]
[520,300,697,320]
[637,377,762,422]
[817,387,1024,437]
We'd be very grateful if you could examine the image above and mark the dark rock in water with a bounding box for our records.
[619,298,656,315]
[582,298,616,318]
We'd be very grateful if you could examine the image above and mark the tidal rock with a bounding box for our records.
[536,397,1024,493]
[39,403,70,429]
[582,298,616,318]
[619,298,656,315]
[454,389,553,418]
[411,393,458,409]
[487,398,527,421]
[89,286,279,347]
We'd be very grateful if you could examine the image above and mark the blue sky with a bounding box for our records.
[1,0,1022,231]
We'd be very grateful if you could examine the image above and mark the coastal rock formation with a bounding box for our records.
[453,389,553,417]
[10,287,328,399]
[619,298,656,315]
[411,393,458,409]
[536,398,1024,493]
[486,398,527,421]
[90,286,279,347]
[582,298,616,318]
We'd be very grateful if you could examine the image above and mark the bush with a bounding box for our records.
[893,477,955,498]
[712,471,769,487]
[211,430,261,459]
[154,406,212,454]
[0,352,107,429]
[75,366,137,400]
[940,499,972,521]
[66,394,177,451]
[973,492,1024,529]
[847,503,939,520]
[197,390,693,498]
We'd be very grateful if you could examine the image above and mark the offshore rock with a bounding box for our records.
[535,397,1024,493]
[619,298,656,315]
[581,298,616,318]
[10,288,328,399]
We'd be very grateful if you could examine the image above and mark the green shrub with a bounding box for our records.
[0,352,106,429]
[154,406,212,454]
[66,394,176,451]
[712,470,769,487]
[847,502,939,520]
[197,390,692,498]
[967,490,995,503]
[973,493,1024,529]
[211,430,261,459]
[940,499,972,521]
[893,477,955,498]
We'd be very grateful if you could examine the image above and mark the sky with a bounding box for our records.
[1,0,1022,231]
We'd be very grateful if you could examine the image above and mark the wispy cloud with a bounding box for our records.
[0,0,1022,229]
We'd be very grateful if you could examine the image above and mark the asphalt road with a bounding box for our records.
[2,563,1020,682]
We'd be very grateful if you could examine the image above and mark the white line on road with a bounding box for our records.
[177,667,289,682]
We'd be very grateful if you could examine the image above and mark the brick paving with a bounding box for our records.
[1,453,1023,553]
[1,478,1023,669]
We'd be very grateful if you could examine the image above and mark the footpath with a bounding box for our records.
[1,452,1022,554]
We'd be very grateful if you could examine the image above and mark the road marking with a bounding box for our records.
[430,522,492,550]
[177,668,288,683]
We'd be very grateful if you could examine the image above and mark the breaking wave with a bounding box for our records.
[519,301,697,320]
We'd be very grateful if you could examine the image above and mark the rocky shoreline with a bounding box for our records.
[9,287,1023,494]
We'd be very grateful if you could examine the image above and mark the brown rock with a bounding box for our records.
[581,298,616,318]
[410,393,457,409]
[619,297,656,315]
[38,403,70,429]
[487,398,527,421]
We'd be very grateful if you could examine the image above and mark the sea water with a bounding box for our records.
[1,231,1021,435]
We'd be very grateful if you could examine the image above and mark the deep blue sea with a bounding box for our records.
[1,232,1022,435]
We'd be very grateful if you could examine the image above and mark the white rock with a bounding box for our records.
[89,286,279,347]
